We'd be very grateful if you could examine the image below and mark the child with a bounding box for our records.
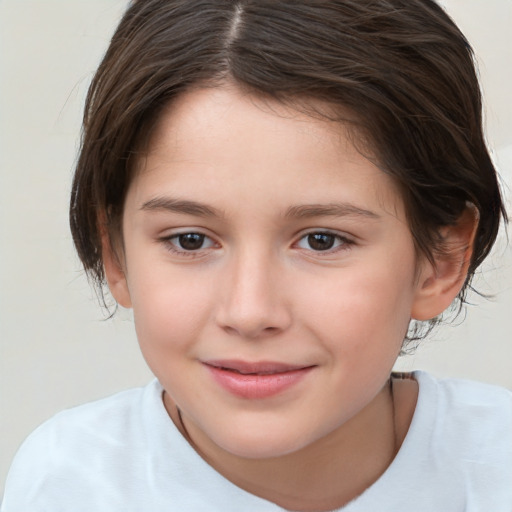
[2,0,511,510]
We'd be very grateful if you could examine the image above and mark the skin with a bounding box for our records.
[103,86,476,511]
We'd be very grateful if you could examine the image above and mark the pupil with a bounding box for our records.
[179,233,204,250]
[308,233,335,251]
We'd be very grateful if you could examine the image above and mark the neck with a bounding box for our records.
[169,378,413,511]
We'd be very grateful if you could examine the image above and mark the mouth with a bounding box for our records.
[203,360,315,399]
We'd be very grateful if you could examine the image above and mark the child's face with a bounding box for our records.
[111,86,431,458]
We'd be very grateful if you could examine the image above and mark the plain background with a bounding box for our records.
[1,0,511,495]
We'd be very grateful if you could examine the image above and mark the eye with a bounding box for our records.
[164,232,217,253]
[296,232,352,252]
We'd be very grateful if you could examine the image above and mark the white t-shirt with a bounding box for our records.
[2,371,512,511]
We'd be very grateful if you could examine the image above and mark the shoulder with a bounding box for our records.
[414,371,512,492]
[347,373,512,510]
[416,370,512,421]
[2,380,163,510]
[21,382,154,449]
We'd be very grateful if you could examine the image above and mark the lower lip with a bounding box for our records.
[205,365,313,399]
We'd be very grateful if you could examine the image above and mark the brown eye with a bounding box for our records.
[176,233,206,250]
[296,232,352,253]
[307,233,336,251]
[162,231,217,257]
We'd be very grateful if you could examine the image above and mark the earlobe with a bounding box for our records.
[411,205,479,321]
[100,221,132,309]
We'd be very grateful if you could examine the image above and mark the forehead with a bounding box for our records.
[129,86,404,220]
[149,86,364,162]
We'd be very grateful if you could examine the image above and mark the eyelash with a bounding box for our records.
[159,230,354,258]
[160,232,217,258]
[295,231,354,254]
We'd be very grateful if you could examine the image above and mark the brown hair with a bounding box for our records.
[70,0,506,337]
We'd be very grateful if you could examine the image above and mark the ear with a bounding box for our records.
[100,218,132,309]
[411,205,479,321]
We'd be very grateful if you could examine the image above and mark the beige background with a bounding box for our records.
[1,0,511,494]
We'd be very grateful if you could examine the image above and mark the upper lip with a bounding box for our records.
[203,359,314,375]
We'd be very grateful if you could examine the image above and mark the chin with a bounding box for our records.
[210,421,323,460]
[223,438,302,460]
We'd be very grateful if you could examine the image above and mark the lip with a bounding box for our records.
[203,359,315,399]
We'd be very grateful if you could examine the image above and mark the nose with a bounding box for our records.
[215,249,292,339]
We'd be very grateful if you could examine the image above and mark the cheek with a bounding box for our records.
[302,263,416,356]
[127,264,214,357]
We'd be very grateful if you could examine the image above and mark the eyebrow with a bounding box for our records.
[140,197,223,218]
[140,196,380,221]
[285,203,380,220]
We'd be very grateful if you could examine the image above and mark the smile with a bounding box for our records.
[203,360,315,399]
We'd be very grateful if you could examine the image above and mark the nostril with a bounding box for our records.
[221,323,282,339]
[223,326,238,336]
